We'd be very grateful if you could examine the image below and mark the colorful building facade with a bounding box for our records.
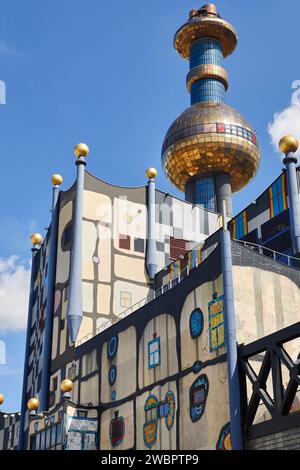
[1,4,300,451]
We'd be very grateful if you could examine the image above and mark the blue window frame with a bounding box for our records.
[269,176,287,217]
[108,365,117,386]
[208,293,225,351]
[158,401,170,418]
[190,308,204,338]
[148,337,160,369]
[107,335,118,360]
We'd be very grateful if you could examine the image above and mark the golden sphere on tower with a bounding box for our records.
[51,174,63,186]
[279,135,299,154]
[60,379,73,393]
[162,102,260,193]
[0,394,4,405]
[74,143,89,158]
[146,167,158,179]
[27,397,40,411]
[31,233,43,245]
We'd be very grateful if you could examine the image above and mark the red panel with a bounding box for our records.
[170,237,189,260]
[217,123,225,133]
[119,235,131,250]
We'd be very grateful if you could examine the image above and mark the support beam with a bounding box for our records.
[220,200,244,450]
[40,175,62,412]
[67,144,89,343]
[146,167,157,280]
[18,236,42,450]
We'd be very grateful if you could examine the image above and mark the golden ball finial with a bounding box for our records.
[60,379,73,393]
[27,397,40,411]
[279,135,299,154]
[31,233,43,245]
[74,143,89,158]
[51,174,63,186]
[146,167,158,179]
[0,394,4,405]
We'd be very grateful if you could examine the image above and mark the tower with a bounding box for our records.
[161,3,261,217]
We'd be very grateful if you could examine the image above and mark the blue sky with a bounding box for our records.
[1,0,300,412]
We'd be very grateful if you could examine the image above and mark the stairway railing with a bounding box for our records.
[234,239,300,269]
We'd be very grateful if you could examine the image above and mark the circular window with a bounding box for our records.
[111,390,116,401]
[189,308,204,339]
[107,335,118,359]
[108,365,117,386]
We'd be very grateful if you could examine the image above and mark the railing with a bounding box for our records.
[239,321,300,440]
[234,239,300,269]
[76,243,218,346]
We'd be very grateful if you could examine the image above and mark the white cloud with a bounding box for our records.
[268,81,300,157]
[0,256,31,333]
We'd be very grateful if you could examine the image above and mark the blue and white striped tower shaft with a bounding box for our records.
[279,135,300,256]
[19,233,43,449]
[184,6,233,216]
[220,200,243,450]
[188,33,226,106]
[146,167,157,280]
[67,143,89,343]
[40,174,63,412]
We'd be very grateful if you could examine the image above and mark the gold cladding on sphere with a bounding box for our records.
[27,397,40,411]
[60,379,73,393]
[174,10,238,59]
[51,174,63,186]
[74,143,89,158]
[161,102,260,193]
[0,394,4,405]
[146,167,158,179]
[31,233,43,245]
[279,135,299,154]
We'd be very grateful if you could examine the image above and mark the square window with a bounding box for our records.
[119,234,130,250]
[134,238,145,253]
[120,291,132,309]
